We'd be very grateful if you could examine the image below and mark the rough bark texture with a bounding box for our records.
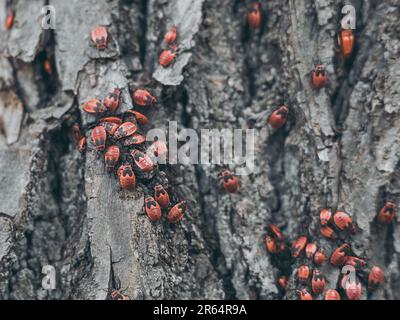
[0,0,399,300]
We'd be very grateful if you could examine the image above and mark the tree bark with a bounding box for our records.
[0,0,399,300]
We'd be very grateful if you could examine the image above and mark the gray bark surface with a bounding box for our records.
[0,0,399,300]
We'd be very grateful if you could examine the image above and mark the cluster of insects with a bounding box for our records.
[86,22,244,298]
[5,0,388,301]
[73,82,187,225]
[319,208,358,240]
[159,26,179,68]
[265,203,396,300]
[218,169,239,194]
[260,4,383,300]
[69,27,189,233]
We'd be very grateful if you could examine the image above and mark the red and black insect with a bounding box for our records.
[247,2,261,29]
[91,25,108,50]
[78,137,87,152]
[291,236,307,258]
[219,170,239,193]
[5,10,14,30]
[313,248,326,266]
[103,88,121,113]
[117,164,136,190]
[114,122,138,140]
[320,225,337,240]
[324,289,341,300]
[131,150,154,173]
[164,26,177,45]
[159,45,177,68]
[297,265,310,283]
[100,121,119,136]
[71,123,83,145]
[110,289,130,300]
[330,243,350,267]
[167,201,186,223]
[145,196,162,222]
[91,126,107,151]
[105,145,120,172]
[338,29,354,58]
[298,289,313,300]
[121,133,146,147]
[333,211,353,231]
[43,59,52,76]
[268,224,284,241]
[345,280,362,300]
[377,202,396,224]
[126,110,149,125]
[132,89,157,107]
[319,208,332,226]
[278,276,287,290]
[312,64,328,89]
[268,105,288,129]
[82,99,107,114]
[345,256,366,269]
[305,242,318,259]
[108,276,129,300]
[108,278,129,300]
[311,269,326,294]
[265,236,277,254]
[368,266,384,291]
[71,123,85,152]
[154,185,170,208]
